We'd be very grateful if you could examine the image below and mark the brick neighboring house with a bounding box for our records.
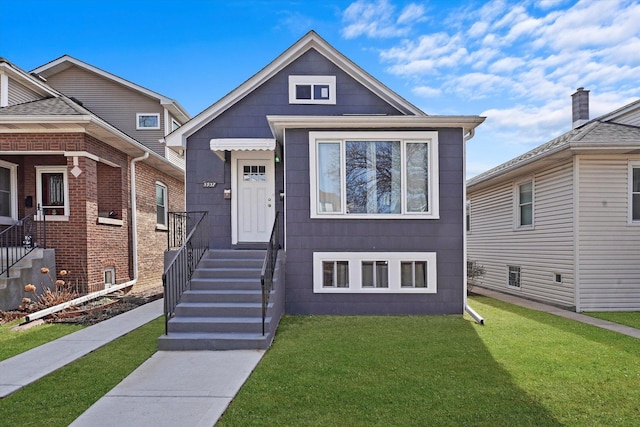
[0,57,188,309]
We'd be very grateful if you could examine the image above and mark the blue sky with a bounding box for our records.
[2,0,639,177]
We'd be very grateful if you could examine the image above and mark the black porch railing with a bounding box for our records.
[162,211,209,334]
[261,211,280,335]
[167,211,203,250]
[0,211,46,278]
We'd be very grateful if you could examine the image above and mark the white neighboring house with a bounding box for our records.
[467,88,640,312]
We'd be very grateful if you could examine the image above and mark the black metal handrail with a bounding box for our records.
[167,211,202,250]
[260,212,280,335]
[162,211,209,334]
[0,211,46,277]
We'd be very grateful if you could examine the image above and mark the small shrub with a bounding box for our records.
[19,269,78,313]
[467,260,486,291]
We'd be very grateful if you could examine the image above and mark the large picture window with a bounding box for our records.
[36,166,69,219]
[310,131,439,219]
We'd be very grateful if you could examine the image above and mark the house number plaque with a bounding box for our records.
[203,182,217,188]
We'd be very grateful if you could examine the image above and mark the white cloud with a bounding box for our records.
[342,0,640,174]
[412,85,442,97]
[341,0,424,39]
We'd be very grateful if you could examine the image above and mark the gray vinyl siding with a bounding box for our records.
[45,66,166,154]
[186,48,463,315]
[468,161,575,307]
[576,156,640,311]
[8,77,41,106]
[610,110,640,127]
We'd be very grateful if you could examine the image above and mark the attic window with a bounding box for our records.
[136,113,160,130]
[289,75,336,105]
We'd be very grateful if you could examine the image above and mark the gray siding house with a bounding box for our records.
[165,31,484,318]
[467,89,640,312]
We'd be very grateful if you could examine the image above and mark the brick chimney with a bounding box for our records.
[572,87,589,128]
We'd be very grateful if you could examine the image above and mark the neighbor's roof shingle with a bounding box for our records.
[467,120,640,187]
[0,97,85,116]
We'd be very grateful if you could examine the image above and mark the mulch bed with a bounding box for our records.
[0,292,163,327]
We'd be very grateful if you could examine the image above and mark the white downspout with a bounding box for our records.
[463,128,484,325]
[130,152,150,282]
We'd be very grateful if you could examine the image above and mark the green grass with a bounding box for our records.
[0,320,84,361]
[0,316,163,427]
[585,311,640,329]
[218,296,640,427]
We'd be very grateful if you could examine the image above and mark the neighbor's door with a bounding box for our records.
[236,158,275,242]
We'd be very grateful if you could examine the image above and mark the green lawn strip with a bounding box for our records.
[0,320,84,361]
[0,316,163,427]
[585,311,640,329]
[219,297,640,427]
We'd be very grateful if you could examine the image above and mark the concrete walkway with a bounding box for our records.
[0,298,164,398]
[471,287,640,339]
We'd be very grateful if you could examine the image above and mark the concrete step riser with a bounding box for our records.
[181,292,262,303]
[158,336,271,351]
[199,259,263,269]
[167,320,269,334]
[204,250,265,260]
[190,279,261,291]
[192,268,262,279]
[175,304,265,317]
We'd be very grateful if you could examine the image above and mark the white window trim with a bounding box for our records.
[0,159,18,225]
[513,178,534,230]
[309,131,439,220]
[628,161,640,225]
[36,166,69,221]
[313,252,437,294]
[136,113,160,130]
[156,181,168,229]
[289,75,336,105]
[507,265,521,289]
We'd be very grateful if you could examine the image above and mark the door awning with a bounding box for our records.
[210,138,276,160]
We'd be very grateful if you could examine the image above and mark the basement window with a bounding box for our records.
[508,265,521,288]
[104,267,115,288]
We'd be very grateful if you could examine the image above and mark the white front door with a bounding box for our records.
[234,152,275,243]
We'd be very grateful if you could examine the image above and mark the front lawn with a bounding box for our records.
[0,317,163,427]
[0,320,84,362]
[218,296,640,426]
[585,311,640,330]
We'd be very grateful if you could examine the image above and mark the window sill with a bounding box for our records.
[156,224,168,231]
[315,287,437,294]
[0,217,17,226]
[311,213,440,220]
[37,215,69,222]
[514,225,534,231]
[97,217,123,226]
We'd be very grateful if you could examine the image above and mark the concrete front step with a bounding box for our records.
[167,316,272,334]
[190,277,261,291]
[204,249,265,260]
[174,302,271,317]
[181,289,263,303]
[157,331,272,351]
[198,258,264,269]
[192,267,263,279]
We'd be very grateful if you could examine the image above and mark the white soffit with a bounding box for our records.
[209,138,276,160]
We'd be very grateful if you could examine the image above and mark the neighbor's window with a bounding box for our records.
[466,200,471,231]
[508,265,521,288]
[171,119,181,132]
[0,160,17,224]
[36,166,69,218]
[136,113,160,130]
[289,75,336,104]
[310,131,439,219]
[156,182,168,227]
[516,180,533,228]
[104,267,115,287]
[630,164,640,223]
